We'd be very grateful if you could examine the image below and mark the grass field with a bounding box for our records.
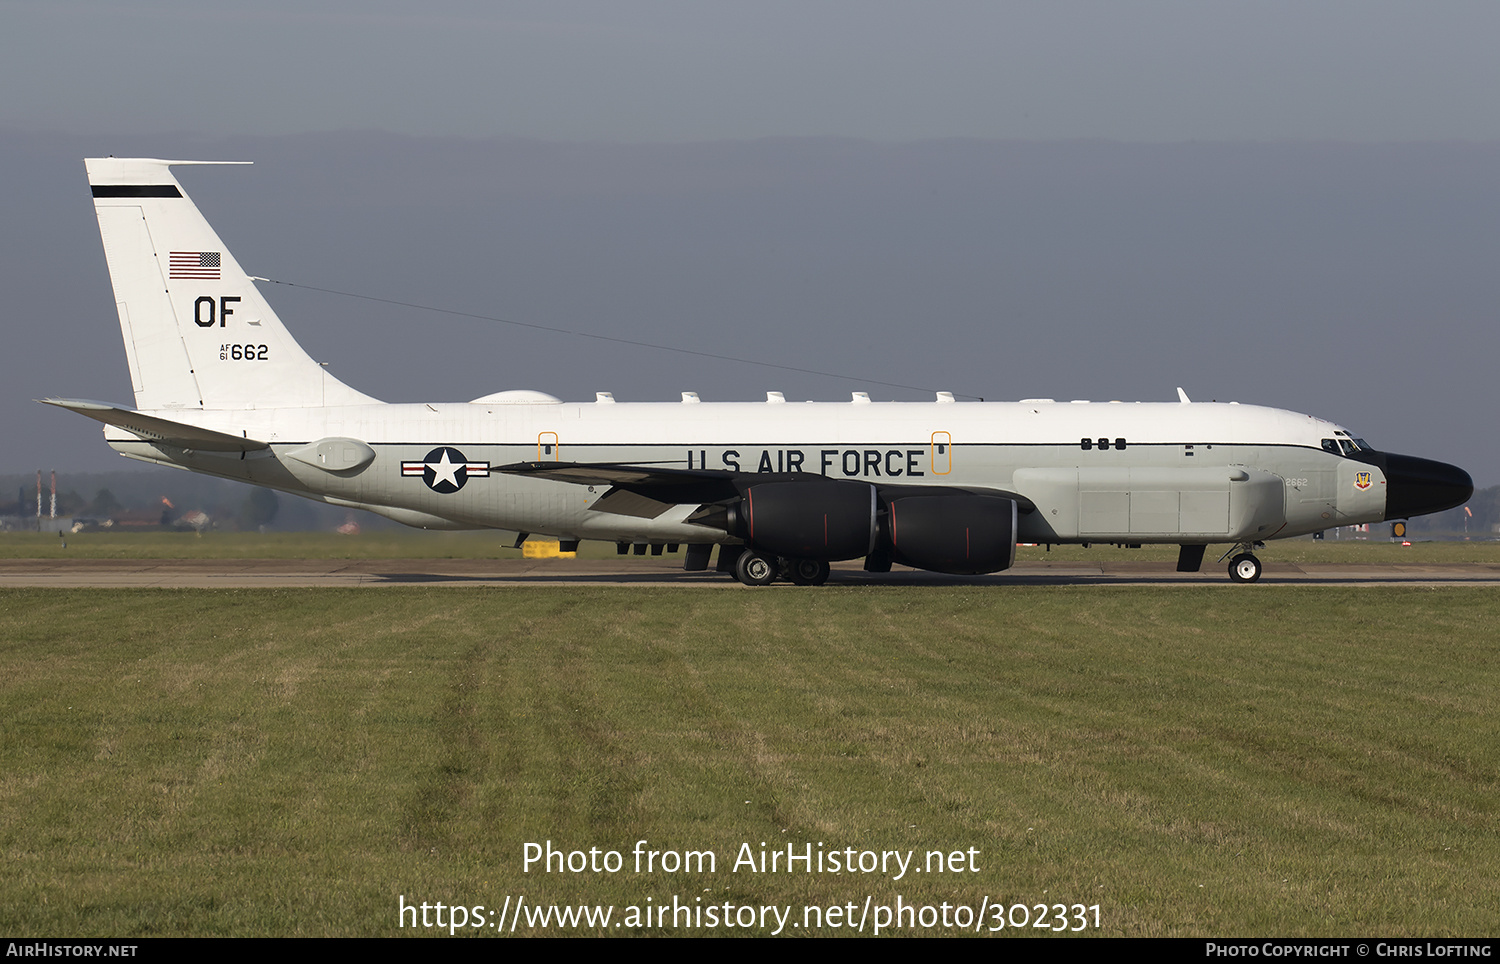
[1,586,1496,936]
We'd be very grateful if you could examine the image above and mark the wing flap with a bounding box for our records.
[497,461,742,504]
[589,488,677,519]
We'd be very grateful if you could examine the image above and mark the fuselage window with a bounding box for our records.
[1081,438,1093,450]
[1115,438,1126,450]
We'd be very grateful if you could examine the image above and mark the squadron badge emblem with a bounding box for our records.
[401,447,490,493]
[1354,471,1372,490]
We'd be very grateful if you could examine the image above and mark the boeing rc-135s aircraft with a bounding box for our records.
[48,158,1473,584]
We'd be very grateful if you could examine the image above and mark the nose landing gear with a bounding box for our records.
[1228,553,1262,583]
[1219,543,1266,583]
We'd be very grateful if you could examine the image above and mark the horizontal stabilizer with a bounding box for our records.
[40,398,268,452]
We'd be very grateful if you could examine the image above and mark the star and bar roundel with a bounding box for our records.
[401,447,490,493]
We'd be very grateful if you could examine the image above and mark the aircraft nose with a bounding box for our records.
[1382,453,1473,520]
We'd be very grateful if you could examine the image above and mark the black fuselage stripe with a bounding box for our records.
[91,185,183,198]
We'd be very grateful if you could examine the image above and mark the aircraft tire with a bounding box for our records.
[1228,553,1262,583]
[736,550,779,586]
[786,558,831,586]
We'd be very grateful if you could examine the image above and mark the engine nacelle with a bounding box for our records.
[726,478,877,561]
[885,494,1018,574]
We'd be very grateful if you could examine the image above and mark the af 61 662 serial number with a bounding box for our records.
[220,344,269,361]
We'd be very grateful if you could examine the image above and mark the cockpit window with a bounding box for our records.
[1322,436,1373,457]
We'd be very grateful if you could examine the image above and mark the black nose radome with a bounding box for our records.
[1383,453,1473,520]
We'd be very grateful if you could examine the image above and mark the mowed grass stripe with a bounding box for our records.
[0,587,1494,936]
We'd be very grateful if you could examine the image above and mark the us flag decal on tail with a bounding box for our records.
[169,251,221,279]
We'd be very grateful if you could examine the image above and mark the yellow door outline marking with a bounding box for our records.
[931,431,952,475]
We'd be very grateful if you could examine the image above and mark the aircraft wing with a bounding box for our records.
[497,461,742,518]
[496,460,1035,520]
[40,398,269,452]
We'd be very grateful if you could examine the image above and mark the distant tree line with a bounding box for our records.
[0,470,347,531]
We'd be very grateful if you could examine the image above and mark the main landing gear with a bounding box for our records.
[731,550,831,587]
[785,558,831,586]
[734,550,777,586]
[1219,542,1265,583]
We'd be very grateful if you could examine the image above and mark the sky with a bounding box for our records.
[3,2,1498,485]
[9,1,1500,143]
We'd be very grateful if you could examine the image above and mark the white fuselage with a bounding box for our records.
[105,396,1379,545]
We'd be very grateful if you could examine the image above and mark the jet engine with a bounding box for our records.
[721,478,1018,576]
[884,493,1018,574]
[724,478,878,560]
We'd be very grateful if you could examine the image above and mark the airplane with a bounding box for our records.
[46,157,1473,585]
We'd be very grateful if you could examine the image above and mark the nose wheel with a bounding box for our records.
[1228,552,1262,583]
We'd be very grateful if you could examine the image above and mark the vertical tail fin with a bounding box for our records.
[87,158,378,410]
